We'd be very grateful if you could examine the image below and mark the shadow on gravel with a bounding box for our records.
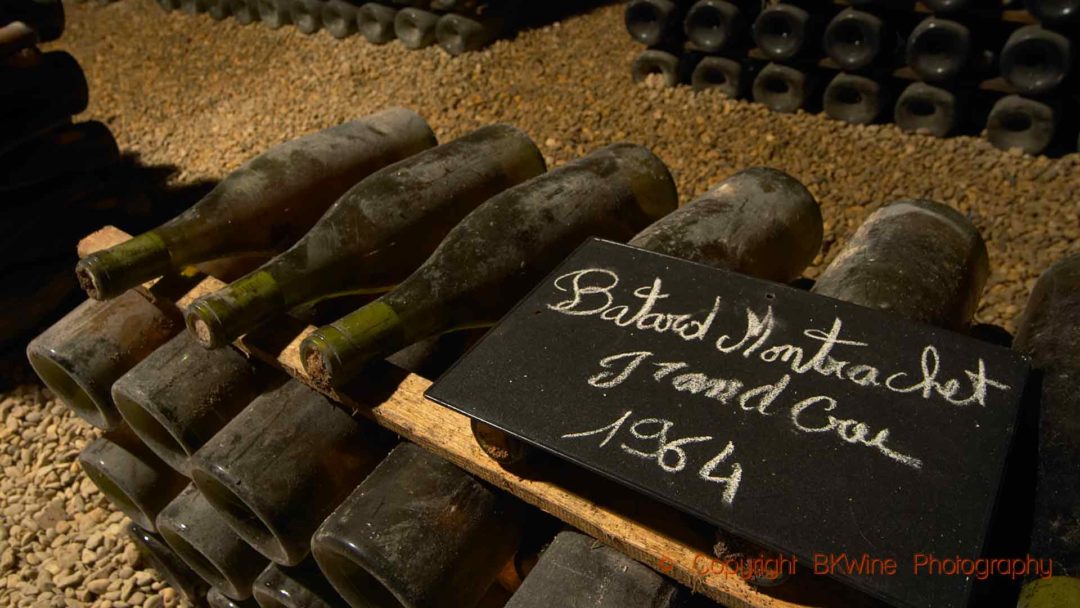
[511,0,622,36]
[0,154,217,391]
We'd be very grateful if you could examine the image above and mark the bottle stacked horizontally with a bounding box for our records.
[0,0,126,351]
[150,0,524,56]
[624,0,1079,155]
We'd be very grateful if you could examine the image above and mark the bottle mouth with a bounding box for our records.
[625,1,668,45]
[685,1,739,52]
[185,300,229,349]
[79,448,158,531]
[311,534,408,608]
[112,387,192,475]
[27,347,117,430]
[754,10,806,60]
[192,465,292,565]
[300,331,342,390]
[159,524,242,598]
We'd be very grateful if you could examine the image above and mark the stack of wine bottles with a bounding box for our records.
[26,108,1080,606]
[625,0,1080,156]
[1,0,123,354]
[153,0,521,56]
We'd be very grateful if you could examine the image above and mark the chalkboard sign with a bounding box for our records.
[426,239,1030,608]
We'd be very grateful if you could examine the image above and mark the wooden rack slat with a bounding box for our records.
[78,226,863,608]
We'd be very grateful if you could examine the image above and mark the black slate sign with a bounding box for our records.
[426,239,1030,608]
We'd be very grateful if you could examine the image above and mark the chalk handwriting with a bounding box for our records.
[562,410,742,505]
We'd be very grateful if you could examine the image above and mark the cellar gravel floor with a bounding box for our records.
[3,0,1079,606]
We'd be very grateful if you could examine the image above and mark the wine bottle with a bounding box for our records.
[299,143,679,389]
[111,332,270,475]
[78,426,189,532]
[207,588,260,608]
[811,199,987,330]
[358,3,397,44]
[321,0,358,39]
[893,82,961,138]
[76,108,436,300]
[252,558,350,608]
[1025,0,1079,25]
[436,13,503,56]
[27,289,183,430]
[985,95,1056,156]
[624,0,680,47]
[472,167,822,468]
[690,55,743,96]
[190,379,395,565]
[752,63,814,114]
[906,17,970,83]
[311,443,521,608]
[0,50,87,120]
[1013,254,1080,584]
[289,0,322,34]
[1000,25,1072,96]
[127,524,212,606]
[505,531,680,608]
[157,484,269,601]
[753,3,819,62]
[184,124,545,349]
[823,72,887,125]
[684,0,745,53]
[631,49,682,88]
[395,7,439,49]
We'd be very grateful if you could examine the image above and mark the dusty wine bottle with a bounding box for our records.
[504,531,680,608]
[624,0,680,47]
[126,524,212,605]
[1013,255,1080,590]
[631,49,681,87]
[894,82,960,138]
[395,7,439,49]
[184,124,545,349]
[752,63,813,113]
[683,0,744,53]
[823,8,888,71]
[1025,0,1079,25]
[300,142,678,389]
[752,3,818,61]
[157,484,270,601]
[985,95,1056,156]
[321,0,357,39]
[111,332,270,475]
[1000,25,1072,96]
[906,17,970,83]
[311,442,521,608]
[690,55,742,95]
[473,166,823,467]
[208,588,260,608]
[823,72,886,124]
[358,3,397,44]
[288,0,322,34]
[190,380,394,565]
[436,13,502,56]
[75,108,436,301]
[0,50,88,118]
[812,199,988,330]
[78,426,189,531]
[27,290,183,430]
[253,559,350,608]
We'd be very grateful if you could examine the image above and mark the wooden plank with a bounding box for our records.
[79,227,870,608]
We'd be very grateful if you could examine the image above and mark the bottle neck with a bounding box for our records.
[76,232,172,300]
[301,279,443,389]
[184,269,287,349]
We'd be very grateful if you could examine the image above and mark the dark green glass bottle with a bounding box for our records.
[184,124,546,349]
[300,143,678,389]
[75,108,436,300]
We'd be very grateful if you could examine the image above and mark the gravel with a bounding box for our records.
[7,0,1078,604]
